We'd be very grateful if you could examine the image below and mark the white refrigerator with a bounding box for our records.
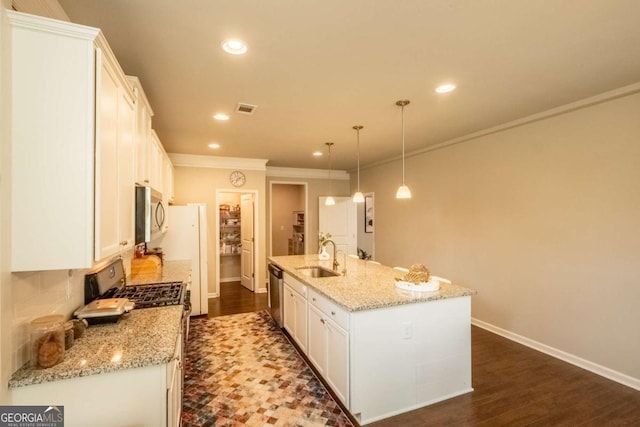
[159,204,208,316]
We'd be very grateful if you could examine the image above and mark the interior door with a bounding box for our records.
[318,197,357,255]
[240,194,255,291]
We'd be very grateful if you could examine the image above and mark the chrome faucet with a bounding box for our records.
[336,250,347,276]
[324,239,339,271]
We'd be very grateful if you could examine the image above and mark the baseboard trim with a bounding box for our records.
[220,277,241,283]
[207,292,219,298]
[471,318,640,391]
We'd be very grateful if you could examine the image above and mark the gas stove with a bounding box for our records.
[100,281,185,309]
[84,259,186,309]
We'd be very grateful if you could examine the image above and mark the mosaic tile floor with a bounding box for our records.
[182,310,355,427]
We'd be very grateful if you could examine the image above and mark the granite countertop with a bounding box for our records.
[128,259,191,285]
[269,255,477,312]
[9,305,183,389]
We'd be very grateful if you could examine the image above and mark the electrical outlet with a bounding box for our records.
[402,321,412,339]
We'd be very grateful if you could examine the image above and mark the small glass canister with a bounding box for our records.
[30,314,65,369]
[63,321,74,350]
[71,318,87,339]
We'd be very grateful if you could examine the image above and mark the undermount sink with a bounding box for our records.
[296,265,340,278]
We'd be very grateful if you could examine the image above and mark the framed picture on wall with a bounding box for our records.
[365,196,374,233]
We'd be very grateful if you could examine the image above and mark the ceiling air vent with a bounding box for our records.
[235,102,258,115]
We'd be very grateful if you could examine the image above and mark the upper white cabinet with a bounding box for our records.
[9,11,135,270]
[94,47,136,261]
[10,11,98,271]
[163,152,175,206]
[127,76,154,187]
[149,130,164,192]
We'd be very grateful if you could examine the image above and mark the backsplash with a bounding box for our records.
[10,251,134,372]
[10,269,86,372]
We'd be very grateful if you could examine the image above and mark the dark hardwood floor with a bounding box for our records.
[207,281,268,317]
[205,285,640,426]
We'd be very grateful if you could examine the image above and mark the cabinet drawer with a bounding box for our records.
[284,273,307,298]
[308,289,350,331]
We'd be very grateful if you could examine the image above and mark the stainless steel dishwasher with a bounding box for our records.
[268,263,284,327]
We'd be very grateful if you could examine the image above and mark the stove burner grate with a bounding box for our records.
[101,281,185,309]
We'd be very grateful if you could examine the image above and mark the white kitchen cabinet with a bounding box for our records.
[94,47,136,261]
[166,331,183,427]
[127,76,154,187]
[8,11,134,270]
[283,274,308,353]
[163,151,175,206]
[308,290,350,406]
[149,130,164,192]
[11,317,183,427]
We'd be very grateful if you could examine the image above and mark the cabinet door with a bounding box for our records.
[95,49,120,260]
[117,89,136,250]
[326,320,349,406]
[293,291,308,353]
[135,104,151,185]
[163,152,174,205]
[149,131,163,191]
[308,304,327,375]
[283,284,296,336]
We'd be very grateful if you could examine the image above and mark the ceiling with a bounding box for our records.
[57,0,640,171]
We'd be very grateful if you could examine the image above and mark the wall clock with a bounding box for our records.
[229,170,246,187]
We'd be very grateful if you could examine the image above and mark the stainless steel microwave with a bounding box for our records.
[135,186,165,244]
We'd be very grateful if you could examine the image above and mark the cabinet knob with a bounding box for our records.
[144,179,149,183]
[312,297,316,302]
[120,240,128,246]
[320,319,325,325]
[331,311,336,316]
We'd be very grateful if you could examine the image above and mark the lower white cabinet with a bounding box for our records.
[308,290,350,406]
[166,331,183,427]
[283,274,308,353]
[11,331,183,427]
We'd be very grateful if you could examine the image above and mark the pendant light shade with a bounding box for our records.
[325,142,335,206]
[395,99,412,199]
[352,125,365,203]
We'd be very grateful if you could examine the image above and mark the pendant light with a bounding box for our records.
[395,99,412,199]
[325,142,336,206]
[352,125,365,203]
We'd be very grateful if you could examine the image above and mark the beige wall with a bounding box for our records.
[172,166,267,294]
[271,184,304,256]
[359,88,640,381]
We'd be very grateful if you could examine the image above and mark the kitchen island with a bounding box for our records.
[269,255,477,425]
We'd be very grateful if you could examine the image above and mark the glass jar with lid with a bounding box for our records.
[30,314,65,368]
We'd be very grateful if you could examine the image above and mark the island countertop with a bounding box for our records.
[9,305,182,389]
[269,255,476,312]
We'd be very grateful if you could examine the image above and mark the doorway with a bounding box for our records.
[217,190,257,294]
[270,182,307,256]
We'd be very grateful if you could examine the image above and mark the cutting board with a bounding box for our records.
[130,255,162,277]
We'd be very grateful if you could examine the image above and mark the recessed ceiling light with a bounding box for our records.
[435,83,456,94]
[221,39,248,55]
[213,113,230,121]
[208,143,220,149]
[312,151,323,157]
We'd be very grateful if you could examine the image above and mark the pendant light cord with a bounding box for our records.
[401,105,405,185]
[353,125,363,192]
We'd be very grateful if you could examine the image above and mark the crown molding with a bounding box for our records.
[266,166,350,180]
[168,153,268,170]
[363,81,640,171]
